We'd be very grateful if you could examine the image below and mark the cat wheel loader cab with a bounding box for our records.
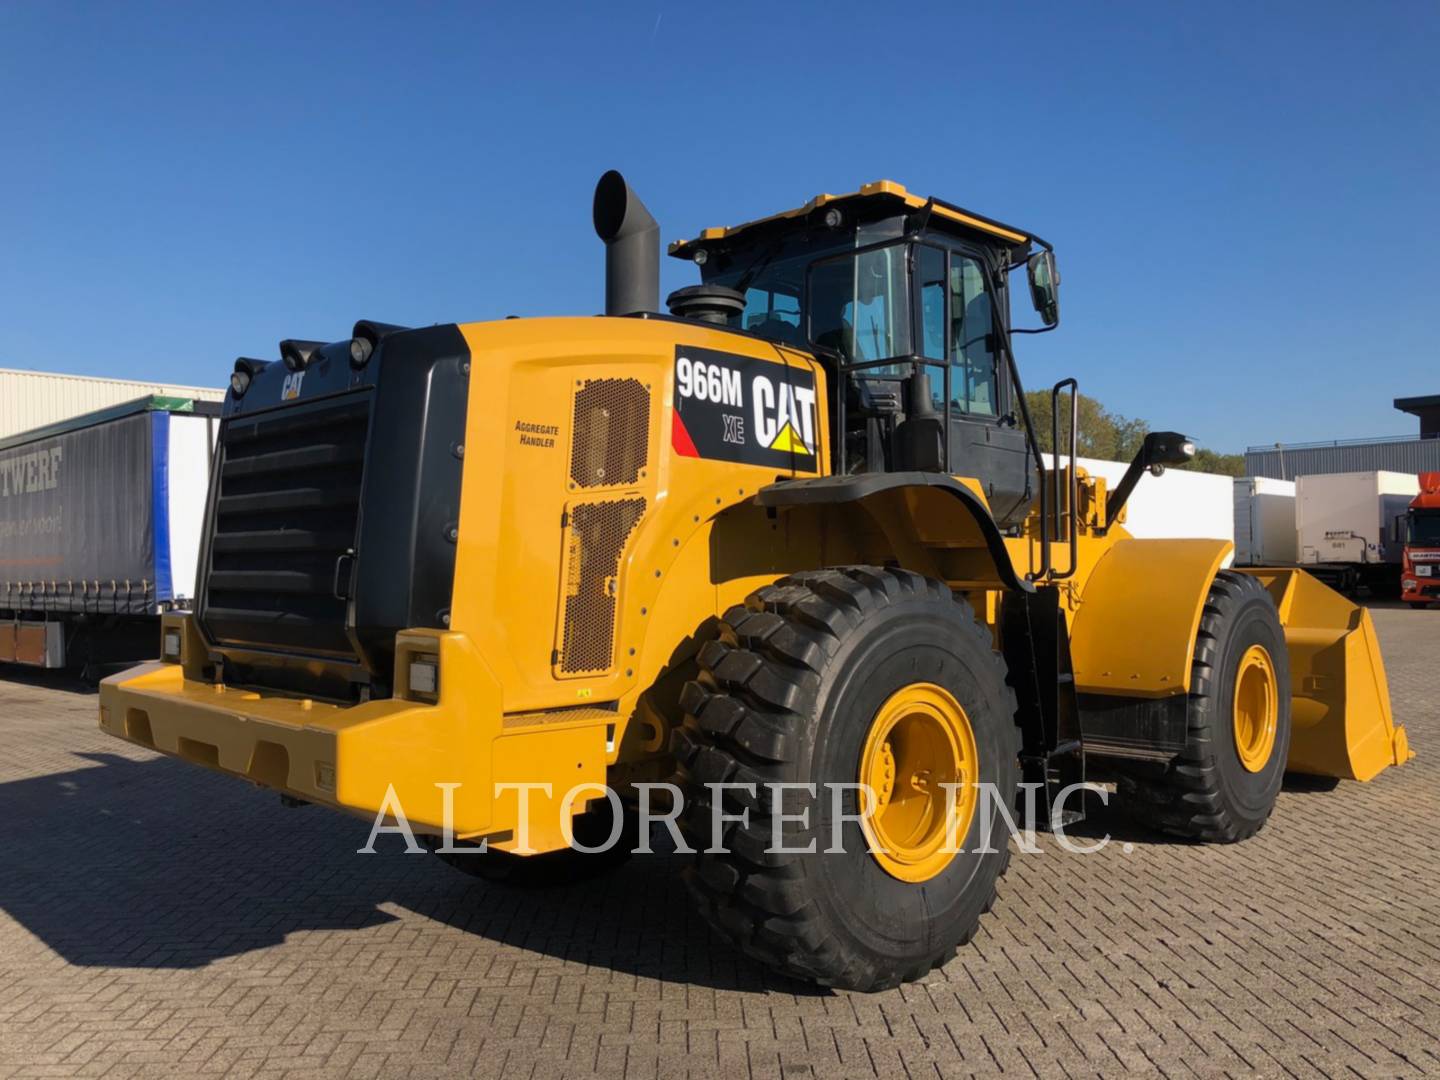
[98,171,1413,992]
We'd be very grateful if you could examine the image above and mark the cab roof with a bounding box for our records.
[668,179,1037,258]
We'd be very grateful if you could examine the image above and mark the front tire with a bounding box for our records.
[673,567,1021,991]
[1119,571,1292,842]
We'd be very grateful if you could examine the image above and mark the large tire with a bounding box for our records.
[1119,571,1292,842]
[673,566,1021,991]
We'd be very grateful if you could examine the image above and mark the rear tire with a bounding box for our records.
[1408,601,1432,610]
[673,567,1021,991]
[1119,571,1292,842]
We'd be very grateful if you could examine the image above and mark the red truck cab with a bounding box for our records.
[1402,471,1440,608]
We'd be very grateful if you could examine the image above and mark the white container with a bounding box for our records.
[1233,477,1297,565]
[1044,454,1235,548]
[1296,471,1419,566]
[0,368,223,441]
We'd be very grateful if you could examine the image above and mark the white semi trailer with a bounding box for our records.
[1295,471,1419,594]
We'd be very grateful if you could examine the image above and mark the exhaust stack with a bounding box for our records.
[593,170,659,316]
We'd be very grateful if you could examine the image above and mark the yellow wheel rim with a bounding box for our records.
[858,682,979,883]
[1233,644,1279,773]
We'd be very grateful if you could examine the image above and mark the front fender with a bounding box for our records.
[1069,538,1232,696]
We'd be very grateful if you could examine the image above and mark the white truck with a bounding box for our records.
[1233,476,1297,566]
[1296,471,1419,594]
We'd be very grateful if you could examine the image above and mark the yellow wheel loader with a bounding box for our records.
[99,171,1412,991]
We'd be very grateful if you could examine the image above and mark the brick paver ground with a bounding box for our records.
[1,605,1437,1079]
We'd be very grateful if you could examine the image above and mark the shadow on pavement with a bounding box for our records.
[0,666,97,695]
[0,749,819,993]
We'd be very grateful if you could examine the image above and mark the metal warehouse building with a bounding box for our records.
[0,368,224,441]
[1246,394,1440,479]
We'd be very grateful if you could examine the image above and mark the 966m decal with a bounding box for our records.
[671,346,818,470]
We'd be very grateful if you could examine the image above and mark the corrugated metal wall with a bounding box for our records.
[1245,437,1440,479]
[0,368,224,440]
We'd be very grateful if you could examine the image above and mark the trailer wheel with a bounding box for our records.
[1119,571,1292,842]
[672,567,1021,991]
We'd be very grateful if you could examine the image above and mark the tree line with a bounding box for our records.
[1021,390,1246,476]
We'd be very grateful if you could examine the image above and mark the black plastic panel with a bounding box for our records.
[349,325,471,676]
[197,324,470,695]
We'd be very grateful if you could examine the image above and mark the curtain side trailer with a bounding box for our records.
[0,396,218,675]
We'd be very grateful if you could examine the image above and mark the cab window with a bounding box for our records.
[948,255,999,416]
[739,284,804,345]
[915,245,947,361]
[808,244,912,364]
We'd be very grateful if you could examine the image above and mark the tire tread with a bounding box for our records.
[673,566,1020,990]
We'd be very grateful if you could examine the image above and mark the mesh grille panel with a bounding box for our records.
[569,378,649,489]
[558,497,646,674]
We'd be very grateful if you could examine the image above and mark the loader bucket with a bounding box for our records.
[1236,568,1413,781]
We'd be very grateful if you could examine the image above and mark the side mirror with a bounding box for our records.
[1027,250,1060,327]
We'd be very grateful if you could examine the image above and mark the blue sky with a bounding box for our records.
[1,2,1435,453]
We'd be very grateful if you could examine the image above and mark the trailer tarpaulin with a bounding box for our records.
[0,411,160,613]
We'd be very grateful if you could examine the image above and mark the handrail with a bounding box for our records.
[1050,379,1079,580]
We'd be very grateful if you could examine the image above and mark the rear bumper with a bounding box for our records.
[98,628,609,850]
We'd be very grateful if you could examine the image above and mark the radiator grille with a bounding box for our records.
[557,497,646,674]
[202,394,370,657]
[569,378,649,489]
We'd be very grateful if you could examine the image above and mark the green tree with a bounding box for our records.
[1178,449,1246,476]
[1021,390,1242,474]
[1023,390,1150,461]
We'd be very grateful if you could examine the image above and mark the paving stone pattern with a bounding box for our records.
[1,606,1437,1078]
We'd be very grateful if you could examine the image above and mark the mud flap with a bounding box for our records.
[1235,568,1413,781]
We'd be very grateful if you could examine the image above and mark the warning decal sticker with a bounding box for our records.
[671,345,818,471]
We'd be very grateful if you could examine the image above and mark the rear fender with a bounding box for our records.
[755,472,1031,592]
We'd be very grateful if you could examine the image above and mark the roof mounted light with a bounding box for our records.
[279,339,324,372]
[349,320,409,370]
[823,207,844,228]
[230,357,268,398]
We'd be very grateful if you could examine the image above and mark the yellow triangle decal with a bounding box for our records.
[768,422,810,454]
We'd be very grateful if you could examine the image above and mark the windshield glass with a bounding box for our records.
[1412,511,1440,545]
